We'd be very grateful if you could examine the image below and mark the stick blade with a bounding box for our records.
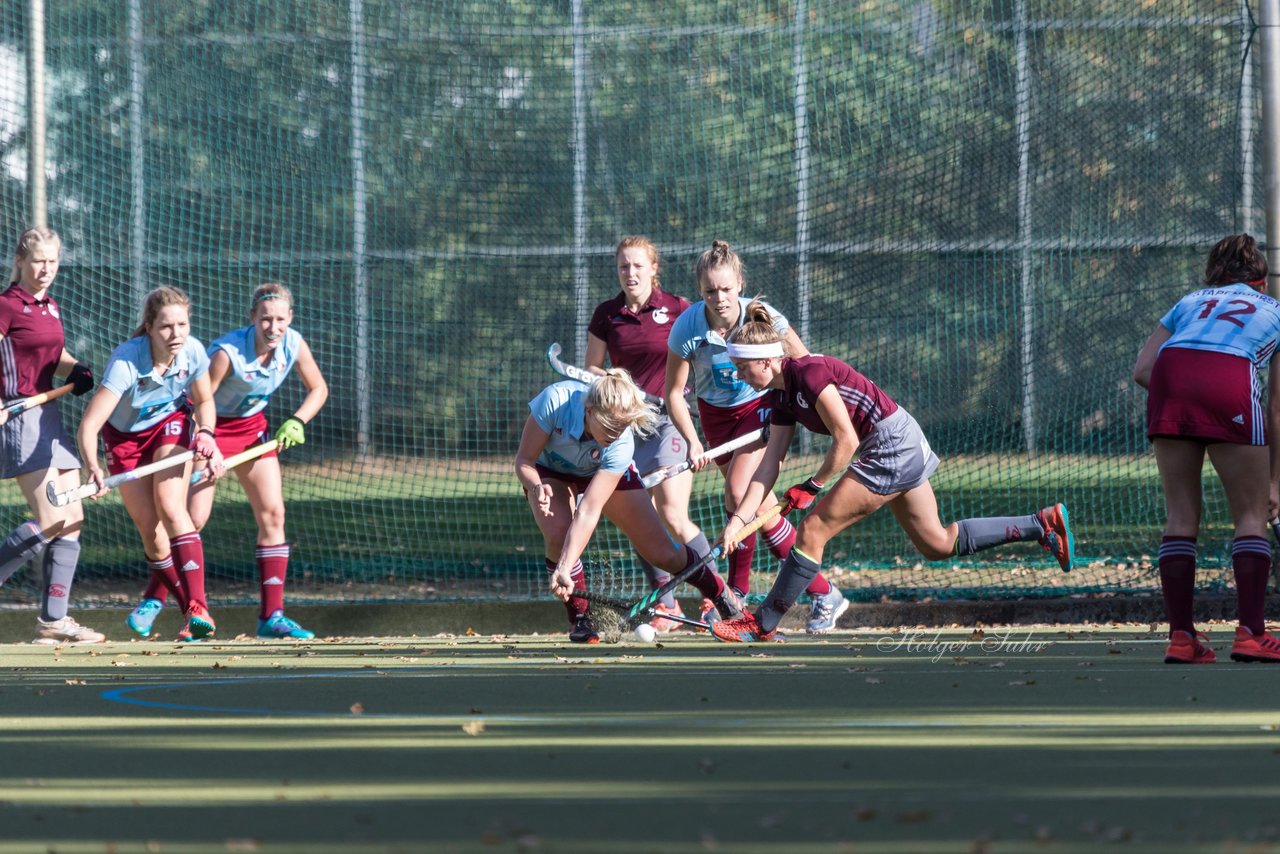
[45,480,65,507]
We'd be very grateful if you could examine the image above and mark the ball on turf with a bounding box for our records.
[633,623,657,643]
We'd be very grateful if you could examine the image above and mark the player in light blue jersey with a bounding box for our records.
[124,283,328,641]
[1134,234,1280,665]
[665,240,844,629]
[76,286,225,642]
[515,370,738,643]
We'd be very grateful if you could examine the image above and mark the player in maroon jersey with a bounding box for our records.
[710,301,1074,642]
[584,236,717,631]
[0,227,103,644]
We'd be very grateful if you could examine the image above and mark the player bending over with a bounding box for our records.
[515,369,739,643]
[710,301,1074,643]
[77,286,225,642]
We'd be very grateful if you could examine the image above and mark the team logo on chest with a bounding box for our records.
[590,447,601,462]
[48,304,59,319]
[652,307,670,325]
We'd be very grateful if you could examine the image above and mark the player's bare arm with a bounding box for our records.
[584,333,609,377]
[1132,325,1171,390]
[664,351,704,466]
[514,417,554,517]
[549,469,621,598]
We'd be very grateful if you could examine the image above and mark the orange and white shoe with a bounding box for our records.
[1164,630,1216,664]
[649,602,685,633]
[1230,625,1280,663]
[183,603,216,641]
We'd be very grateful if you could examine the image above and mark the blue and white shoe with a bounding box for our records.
[126,598,164,637]
[257,610,316,640]
[805,588,849,633]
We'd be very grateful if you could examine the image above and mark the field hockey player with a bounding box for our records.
[77,286,225,642]
[514,369,740,643]
[0,226,103,644]
[585,235,710,632]
[143,282,328,641]
[711,301,1075,643]
[666,239,846,631]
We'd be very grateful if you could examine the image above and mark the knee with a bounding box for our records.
[258,503,286,536]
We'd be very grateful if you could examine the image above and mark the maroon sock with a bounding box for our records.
[805,572,832,596]
[548,558,589,621]
[679,546,726,601]
[1232,536,1271,635]
[256,542,289,619]
[170,532,208,610]
[761,515,796,560]
[1159,536,1197,634]
[728,531,756,594]
[143,555,174,604]
[145,554,185,610]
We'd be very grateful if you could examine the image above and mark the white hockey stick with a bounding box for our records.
[47,450,196,507]
[189,439,279,484]
[546,343,665,407]
[0,383,75,427]
[640,428,765,489]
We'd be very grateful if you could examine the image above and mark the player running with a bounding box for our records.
[1133,233,1280,664]
[710,300,1074,643]
[665,239,846,632]
[125,282,329,640]
[77,286,225,642]
[585,235,707,632]
[0,226,103,644]
[515,370,740,643]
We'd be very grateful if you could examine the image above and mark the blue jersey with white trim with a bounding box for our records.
[209,325,303,418]
[667,297,791,408]
[529,381,634,478]
[100,335,210,433]
[1159,283,1280,368]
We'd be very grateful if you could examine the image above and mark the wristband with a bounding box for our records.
[800,477,824,494]
[729,512,747,525]
[197,427,216,438]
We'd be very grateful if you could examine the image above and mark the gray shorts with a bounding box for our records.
[0,402,81,480]
[632,415,689,477]
[848,406,939,495]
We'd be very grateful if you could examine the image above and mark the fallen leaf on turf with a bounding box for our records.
[211,662,226,670]
[462,720,485,736]
[865,677,881,684]
[1008,680,1037,686]
[465,627,476,636]
[110,661,134,667]
[896,810,931,823]
[349,703,365,715]
[63,679,86,686]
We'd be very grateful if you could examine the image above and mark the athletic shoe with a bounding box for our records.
[648,602,685,633]
[711,612,775,644]
[1164,629,1216,664]
[1036,503,1075,572]
[257,610,316,640]
[568,613,599,644]
[1230,625,1280,663]
[183,603,216,641]
[805,588,849,633]
[126,598,164,637]
[32,616,105,646]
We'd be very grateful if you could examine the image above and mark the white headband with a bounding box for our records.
[725,341,784,360]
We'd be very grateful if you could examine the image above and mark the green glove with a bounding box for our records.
[275,417,306,451]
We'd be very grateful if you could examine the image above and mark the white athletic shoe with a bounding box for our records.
[805,588,849,633]
[33,615,106,645]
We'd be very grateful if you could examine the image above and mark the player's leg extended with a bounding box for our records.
[19,467,103,644]
[527,477,587,629]
[153,452,214,639]
[240,456,312,639]
[119,476,186,637]
[646,470,700,627]
[605,488,730,609]
[721,446,765,595]
[1207,442,1280,661]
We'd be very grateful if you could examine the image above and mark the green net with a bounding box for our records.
[0,1,1266,605]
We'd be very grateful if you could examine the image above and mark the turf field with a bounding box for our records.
[2,626,1279,853]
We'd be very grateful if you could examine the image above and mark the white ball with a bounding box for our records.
[633,623,657,643]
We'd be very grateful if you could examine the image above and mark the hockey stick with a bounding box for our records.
[616,502,786,625]
[48,450,196,507]
[546,343,665,408]
[569,588,708,630]
[189,439,279,484]
[0,383,75,427]
[640,428,765,489]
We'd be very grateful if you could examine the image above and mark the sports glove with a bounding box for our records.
[191,428,218,459]
[68,362,94,396]
[275,417,306,451]
[782,477,824,514]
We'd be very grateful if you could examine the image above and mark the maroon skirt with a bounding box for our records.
[1147,346,1263,445]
